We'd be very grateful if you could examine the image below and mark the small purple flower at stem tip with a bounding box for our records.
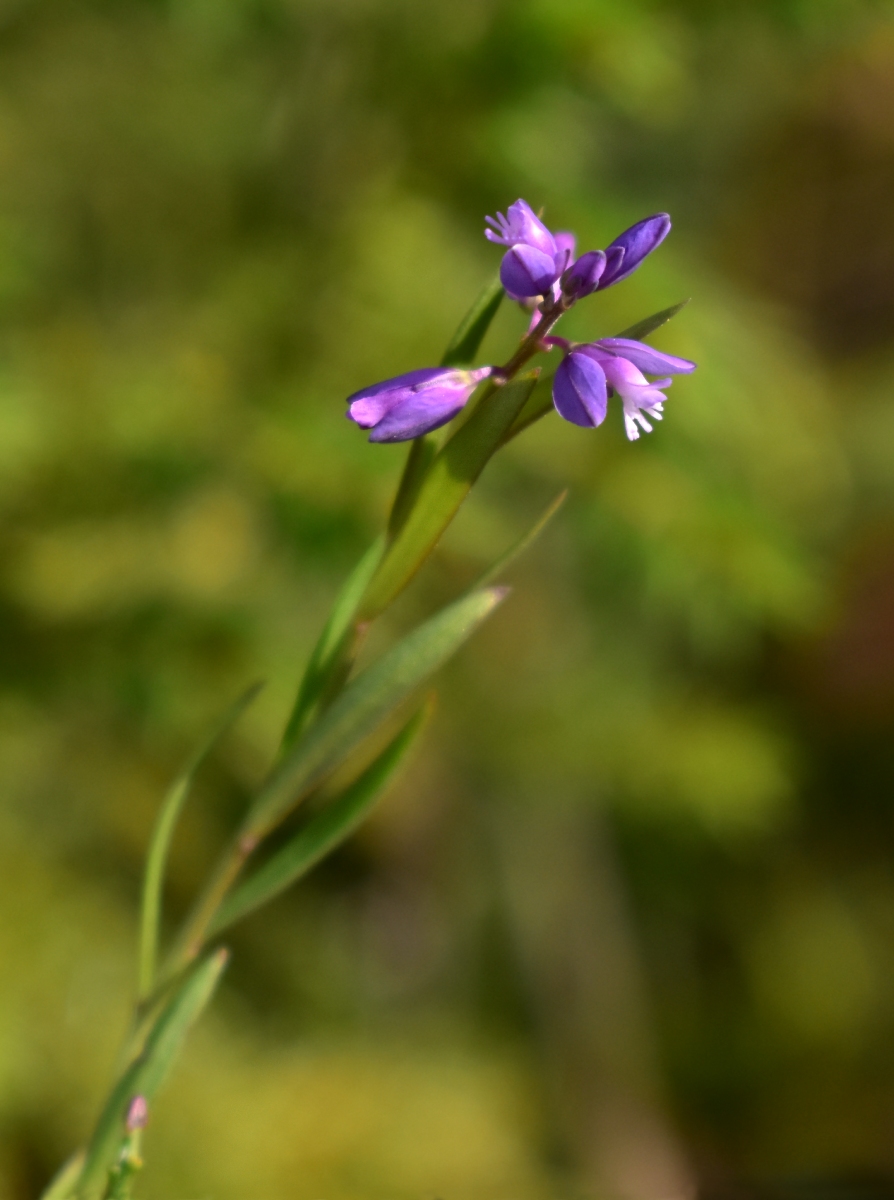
[484,199,557,258]
[485,200,576,300]
[125,1096,148,1133]
[347,365,495,443]
[597,213,671,290]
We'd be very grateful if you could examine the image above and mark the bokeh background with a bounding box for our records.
[2,1,894,1198]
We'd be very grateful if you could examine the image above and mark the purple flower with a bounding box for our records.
[597,214,671,290]
[347,365,495,443]
[485,199,557,258]
[485,200,574,300]
[550,337,696,440]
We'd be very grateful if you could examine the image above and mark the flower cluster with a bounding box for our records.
[346,199,695,443]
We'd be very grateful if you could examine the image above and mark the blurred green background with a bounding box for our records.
[2,1,894,1198]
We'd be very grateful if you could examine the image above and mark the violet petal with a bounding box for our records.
[593,337,696,375]
[368,388,470,442]
[599,213,671,288]
[500,244,561,298]
[484,199,557,258]
[553,352,608,428]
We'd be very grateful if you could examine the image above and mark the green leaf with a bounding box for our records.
[39,1152,86,1200]
[139,683,262,1000]
[279,535,385,752]
[501,369,556,445]
[440,274,504,367]
[387,435,439,540]
[471,490,567,591]
[245,587,506,838]
[76,950,228,1200]
[359,373,538,619]
[615,298,690,341]
[211,701,432,934]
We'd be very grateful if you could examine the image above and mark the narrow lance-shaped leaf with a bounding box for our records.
[76,949,228,1200]
[39,1152,86,1200]
[387,436,439,540]
[279,535,385,752]
[501,369,556,446]
[359,373,538,620]
[210,700,432,935]
[139,683,262,999]
[440,274,504,367]
[615,298,690,342]
[244,587,507,839]
[470,490,567,592]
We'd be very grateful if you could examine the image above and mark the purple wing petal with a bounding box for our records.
[552,352,608,428]
[500,244,561,298]
[367,388,469,442]
[599,214,670,288]
[347,367,448,427]
[595,338,696,375]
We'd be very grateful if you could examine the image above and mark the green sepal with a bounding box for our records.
[615,298,690,341]
[139,683,262,1000]
[440,274,504,367]
[244,587,506,839]
[76,949,229,1200]
[280,535,385,752]
[210,700,432,934]
[359,373,538,620]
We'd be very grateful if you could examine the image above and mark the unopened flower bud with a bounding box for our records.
[125,1096,148,1133]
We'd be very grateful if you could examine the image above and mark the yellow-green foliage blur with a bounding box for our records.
[2,1,894,1199]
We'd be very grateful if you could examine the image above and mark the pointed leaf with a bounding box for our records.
[501,369,556,445]
[359,373,538,619]
[245,587,506,838]
[211,701,431,934]
[471,490,567,591]
[280,535,385,751]
[440,274,504,367]
[139,683,262,999]
[615,298,690,342]
[76,949,228,1200]
[387,435,439,540]
[40,1152,86,1200]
